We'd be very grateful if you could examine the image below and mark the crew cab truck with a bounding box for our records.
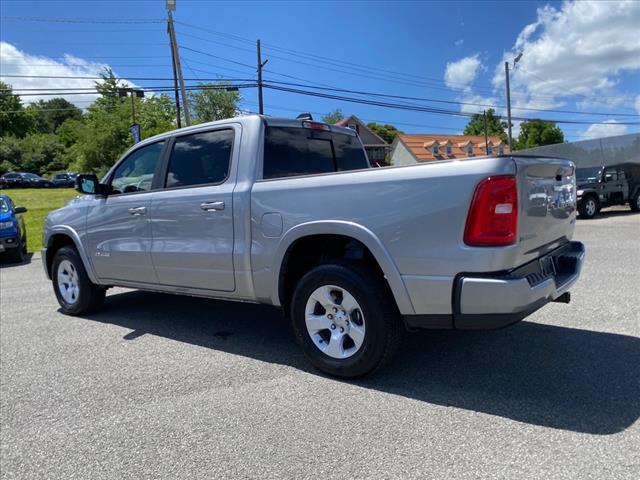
[42,115,584,377]
[576,163,640,218]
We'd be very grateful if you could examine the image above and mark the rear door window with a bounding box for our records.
[263,126,369,179]
[165,129,234,188]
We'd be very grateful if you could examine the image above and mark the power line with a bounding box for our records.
[263,80,639,118]
[262,84,640,126]
[1,16,164,24]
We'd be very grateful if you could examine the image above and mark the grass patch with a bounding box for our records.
[2,188,79,252]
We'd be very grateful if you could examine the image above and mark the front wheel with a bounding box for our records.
[630,190,640,212]
[52,246,106,315]
[291,262,402,378]
[578,196,599,219]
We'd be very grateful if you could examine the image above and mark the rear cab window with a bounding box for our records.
[262,126,370,180]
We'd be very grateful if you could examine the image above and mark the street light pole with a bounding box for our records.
[483,109,489,155]
[505,61,513,151]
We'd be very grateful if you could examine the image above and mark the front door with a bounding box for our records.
[150,128,236,292]
[86,140,166,284]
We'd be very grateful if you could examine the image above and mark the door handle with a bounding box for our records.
[128,206,147,216]
[200,201,225,212]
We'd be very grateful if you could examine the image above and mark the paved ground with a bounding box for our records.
[1,208,639,479]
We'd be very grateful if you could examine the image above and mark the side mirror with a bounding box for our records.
[75,174,106,195]
[14,206,27,214]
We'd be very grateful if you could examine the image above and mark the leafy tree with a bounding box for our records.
[0,136,22,174]
[93,68,126,111]
[27,98,83,134]
[322,109,344,124]
[0,82,34,138]
[138,94,176,138]
[366,122,404,144]
[515,119,564,150]
[189,82,241,123]
[463,108,507,143]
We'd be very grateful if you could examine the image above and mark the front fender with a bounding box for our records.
[43,225,99,284]
[271,220,416,315]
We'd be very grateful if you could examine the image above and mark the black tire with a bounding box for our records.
[22,234,27,254]
[52,246,105,315]
[4,245,24,263]
[630,190,640,212]
[290,261,402,378]
[578,195,599,219]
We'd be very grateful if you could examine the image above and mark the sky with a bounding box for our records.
[1,0,639,142]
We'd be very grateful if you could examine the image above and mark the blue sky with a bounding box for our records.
[1,0,639,141]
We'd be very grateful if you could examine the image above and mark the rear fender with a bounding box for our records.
[272,220,415,315]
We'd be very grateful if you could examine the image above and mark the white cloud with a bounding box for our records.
[444,54,482,89]
[454,39,464,47]
[0,42,130,107]
[635,95,640,115]
[493,1,640,110]
[578,120,628,140]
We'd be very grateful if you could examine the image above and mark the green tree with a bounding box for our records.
[0,136,22,174]
[27,98,83,134]
[138,94,176,138]
[0,82,34,138]
[366,122,404,144]
[322,109,344,124]
[515,119,564,150]
[463,108,507,142]
[189,83,241,123]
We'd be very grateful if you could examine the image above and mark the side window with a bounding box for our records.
[110,141,165,194]
[618,169,627,181]
[165,129,234,188]
[263,127,368,179]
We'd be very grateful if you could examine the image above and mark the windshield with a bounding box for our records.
[0,198,9,213]
[576,167,602,183]
[23,173,40,179]
[54,174,67,179]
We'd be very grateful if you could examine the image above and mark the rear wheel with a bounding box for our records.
[630,190,640,212]
[579,196,599,219]
[52,246,105,315]
[290,261,402,378]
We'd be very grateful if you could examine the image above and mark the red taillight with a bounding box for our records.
[464,175,518,246]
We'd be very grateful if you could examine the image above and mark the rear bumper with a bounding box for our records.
[404,241,585,331]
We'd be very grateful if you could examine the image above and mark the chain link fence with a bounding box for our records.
[518,133,640,167]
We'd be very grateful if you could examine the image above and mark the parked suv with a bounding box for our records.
[576,163,640,218]
[0,194,28,263]
[42,115,584,377]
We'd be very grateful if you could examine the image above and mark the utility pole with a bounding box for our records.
[169,32,182,128]
[483,110,489,155]
[505,61,513,151]
[167,2,191,126]
[256,39,268,115]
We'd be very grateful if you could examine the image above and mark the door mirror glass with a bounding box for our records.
[14,206,27,214]
[75,174,103,195]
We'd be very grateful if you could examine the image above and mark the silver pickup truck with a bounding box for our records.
[42,115,584,377]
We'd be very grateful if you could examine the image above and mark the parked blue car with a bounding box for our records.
[0,194,28,263]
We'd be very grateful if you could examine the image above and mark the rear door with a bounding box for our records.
[149,126,237,292]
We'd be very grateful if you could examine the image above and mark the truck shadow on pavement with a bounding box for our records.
[82,290,640,436]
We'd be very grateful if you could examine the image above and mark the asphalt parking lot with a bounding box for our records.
[1,209,639,479]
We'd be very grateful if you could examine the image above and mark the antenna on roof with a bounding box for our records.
[296,113,313,121]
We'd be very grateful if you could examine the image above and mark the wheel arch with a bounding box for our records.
[44,227,99,283]
[272,221,415,315]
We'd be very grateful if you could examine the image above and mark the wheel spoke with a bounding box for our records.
[311,285,338,310]
[348,324,365,349]
[306,314,331,332]
[340,292,359,314]
[324,332,345,358]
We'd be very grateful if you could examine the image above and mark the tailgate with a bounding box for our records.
[514,156,577,264]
